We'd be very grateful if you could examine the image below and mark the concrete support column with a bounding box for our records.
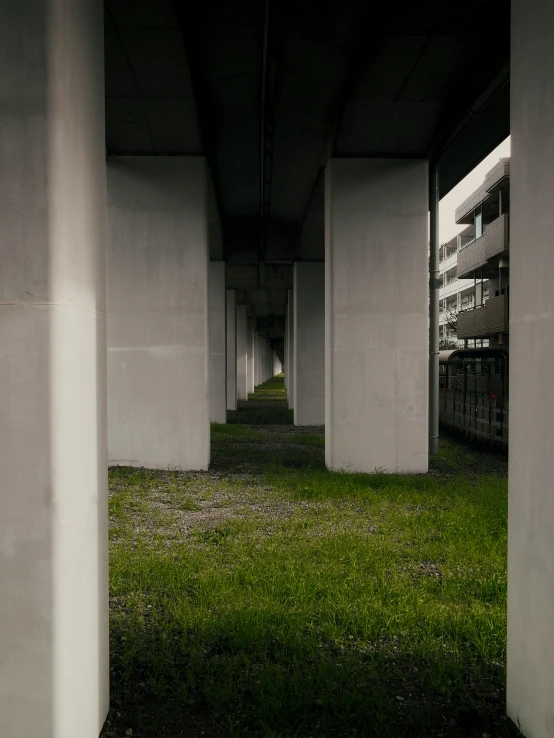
[258,335,263,385]
[0,2,108,736]
[226,290,237,411]
[209,262,227,423]
[236,305,248,400]
[254,335,259,387]
[107,157,210,470]
[294,263,325,425]
[287,289,295,408]
[274,352,282,376]
[283,329,288,388]
[247,318,255,395]
[325,158,428,473]
[508,3,554,734]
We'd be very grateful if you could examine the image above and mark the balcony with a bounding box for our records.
[439,278,459,299]
[455,158,510,223]
[439,250,457,273]
[457,214,509,278]
[456,294,509,339]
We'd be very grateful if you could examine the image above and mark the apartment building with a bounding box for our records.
[439,157,510,348]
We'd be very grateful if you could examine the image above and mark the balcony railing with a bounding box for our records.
[457,214,509,278]
[456,294,509,339]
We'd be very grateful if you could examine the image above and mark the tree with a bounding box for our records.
[439,338,458,350]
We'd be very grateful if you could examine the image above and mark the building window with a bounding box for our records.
[475,208,483,239]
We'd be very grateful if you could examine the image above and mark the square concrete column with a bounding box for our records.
[107,157,210,471]
[283,329,288,388]
[209,262,227,423]
[294,262,325,425]
[247,318,256,395]
[325,159,428,473]
[287,289,295,408]
[226,290,237,410]
[508,3,554,734]
[236,305,248,400]
[256,334,262,386]
[0,2,108,736]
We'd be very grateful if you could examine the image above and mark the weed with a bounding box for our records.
[104,376,517,738]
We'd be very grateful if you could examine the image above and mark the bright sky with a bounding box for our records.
[439,136,511,243]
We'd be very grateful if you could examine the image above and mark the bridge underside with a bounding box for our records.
[6,2,554,738]
[106,0,510,336]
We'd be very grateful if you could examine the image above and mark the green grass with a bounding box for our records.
[104,376,517,738]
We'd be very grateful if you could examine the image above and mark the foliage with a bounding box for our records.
[104,377,518,738]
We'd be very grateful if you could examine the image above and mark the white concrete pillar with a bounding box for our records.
[508,3,554,734]
[294,262,325,425]
[247,318,255,395]
[226,290,237,411]
[283,329,288,388]
[209,262,227,423]
[0,2,108,736]
[287,289,295,408]
[325,158,428,473]
[236,305,248,400]
[107,157,209,471]
[257,334,262,386]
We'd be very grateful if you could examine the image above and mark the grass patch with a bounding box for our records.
[104,376,516,738]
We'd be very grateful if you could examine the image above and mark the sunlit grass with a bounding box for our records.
[105,376,517,738]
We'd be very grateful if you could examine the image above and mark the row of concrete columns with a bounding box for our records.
[0,1,552,735]
[285,160,428,475]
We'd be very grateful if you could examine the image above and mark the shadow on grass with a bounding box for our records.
[104,376,515,738]
[105,607,519,738]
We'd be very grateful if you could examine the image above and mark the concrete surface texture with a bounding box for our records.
[107,156,210,471]
[256,334,263,386]
[286,289,295,409]
[293,263,325,426]
[507,2,554,735]
[283,328,288,389]
[0,1,109,736]
[226,290,237,410]
[209,262,227,423]
[236,305,248,400]
[325,158,429,474]
[247,318,255,395]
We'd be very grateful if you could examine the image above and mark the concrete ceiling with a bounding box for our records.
[105,0,510,333]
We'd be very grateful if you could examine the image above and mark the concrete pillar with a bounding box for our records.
[247,318,255,395]
[325,158,428,473]
[257,334,263,386]
[274,352,282,376]
[0,2,108,736]
[287,289,295,408]
[294,262,325,425]
[107,157,209,471]
[226,290,237,411]
[236,305,248,400]
[209,262,227,423]
[508,3,554,734]
[283,329,288,387]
